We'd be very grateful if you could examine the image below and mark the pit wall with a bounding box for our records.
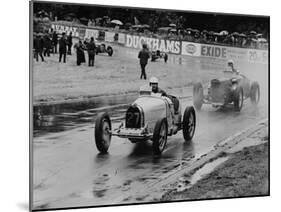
[51,23,268,64]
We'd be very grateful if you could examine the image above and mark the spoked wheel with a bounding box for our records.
[250,81,260,105]
[182,106,196,141]
[95,112,112,153]
[152,118,168,155]
[234,87,244,111]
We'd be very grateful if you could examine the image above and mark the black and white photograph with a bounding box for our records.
[30,0,269,211]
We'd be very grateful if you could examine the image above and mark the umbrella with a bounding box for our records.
[169,23,176,27]
[157,27,172,32]
[142,24,150,28]
[258,38,267,42]
[232,32,240,36]
[220,30,229,36]
[132,24,143,28]
[251,38,258,42]
[193,29,200,33]
[66,13,76,17]
[170,29,177,32]
[250,30,257,34]
[42,17,50,22]
[213,32,221,36]
[80,17,88,22]
[239,33,246,37]
[186,28,193,31]
[111,20,123,25]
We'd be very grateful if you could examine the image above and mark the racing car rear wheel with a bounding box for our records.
[107,47,113,56]
[95,112,112,153]
[234,87,244,111]
[250,81,260,105]
[193,82,204,110]
[152,118,168,155]
[182,106,196,141]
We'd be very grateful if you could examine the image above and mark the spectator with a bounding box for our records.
[52,31,58,53]
[67,32,73,55]
[43,33,52,57]
[138,43,150,80]
[87,37,96,67]
[74,40,86,66]
[34,33,44,62]
[59,32,67,63]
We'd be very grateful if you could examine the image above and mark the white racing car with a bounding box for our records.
[94,86,196,155]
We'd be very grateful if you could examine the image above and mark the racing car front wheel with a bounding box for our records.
[250,81,260,105]
[234,87,244,111]
[152,118,168,156]
[182,106,196,141]
[193,82,204,110]
[95,112,112,153]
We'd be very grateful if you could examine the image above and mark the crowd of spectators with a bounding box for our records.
[33,10,269,50]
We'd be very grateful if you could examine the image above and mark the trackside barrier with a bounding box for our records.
[50,22,268,64]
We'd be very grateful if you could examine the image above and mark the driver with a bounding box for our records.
[149,77,180,115]
[227,59,240,75]
[149,77,167,96]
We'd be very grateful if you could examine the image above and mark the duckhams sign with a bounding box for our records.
[125,35,181,54]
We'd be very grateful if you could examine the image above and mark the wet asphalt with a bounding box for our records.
[32,44,268,210]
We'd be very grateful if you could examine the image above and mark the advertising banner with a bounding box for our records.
[51,24,79,37]
[200,44,227,59]
[248,49,268,64]
[85,28,99,39]
[125,34,181,54]
[118,33,126,44]
[105,31,115,42]
[181,41,201,56]
[226,47,248,61]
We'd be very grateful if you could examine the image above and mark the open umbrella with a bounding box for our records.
[80,17,88,22]
[157,27,172,32]
[250,30,257,34]
[192,29,200,33]
[111,20,123,25]
[142,24,150,28]
[132,24,143,28]
[169,23,176,27]
[220,30,229,36]
[239,33,246,37]
[170,28,177,32]
[232,32,240,36]
[258,38,267,42]
[186,28,193,31]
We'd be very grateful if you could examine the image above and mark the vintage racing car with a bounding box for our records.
[96,43,113,56]
[193,70,260,111]
[94,86,196,155]
[151,50,168,62]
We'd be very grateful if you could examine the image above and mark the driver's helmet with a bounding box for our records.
[149,77,159,86]
[149,77,159,93]
[227,59,234,66]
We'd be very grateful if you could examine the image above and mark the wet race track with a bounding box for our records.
[32,44,268,209]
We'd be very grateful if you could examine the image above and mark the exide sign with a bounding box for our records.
[201,45,227,58]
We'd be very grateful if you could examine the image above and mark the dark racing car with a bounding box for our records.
[151,50,168,62]
[96,43,113,56]
[193,70,260,111]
